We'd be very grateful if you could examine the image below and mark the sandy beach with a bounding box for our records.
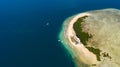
[65,13,98,66]
[59,9,120,67]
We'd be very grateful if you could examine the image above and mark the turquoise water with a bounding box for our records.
[0,0,120,67]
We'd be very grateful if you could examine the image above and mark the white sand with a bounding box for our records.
[66,13,98,65]
[59,9,120,67]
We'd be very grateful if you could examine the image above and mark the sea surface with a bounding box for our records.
[0,0,120,67]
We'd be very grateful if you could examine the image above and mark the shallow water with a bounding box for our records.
[0,0,120,67]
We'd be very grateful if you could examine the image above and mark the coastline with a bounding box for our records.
[58,8,120,67]
[59,13,98,67]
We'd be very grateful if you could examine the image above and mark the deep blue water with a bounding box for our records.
[0,0,120,67]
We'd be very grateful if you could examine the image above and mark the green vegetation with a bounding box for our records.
[102,52,112,59]
[86,47,101,61]
[73,16,101,61]
[73,16,92,45]
[92,64,97,66]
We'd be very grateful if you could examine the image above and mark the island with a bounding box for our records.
[59,8,120,67]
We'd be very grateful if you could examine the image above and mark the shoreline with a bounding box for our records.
[59,13,98,67]
[58,15,89,67]
[59,8,120,67]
